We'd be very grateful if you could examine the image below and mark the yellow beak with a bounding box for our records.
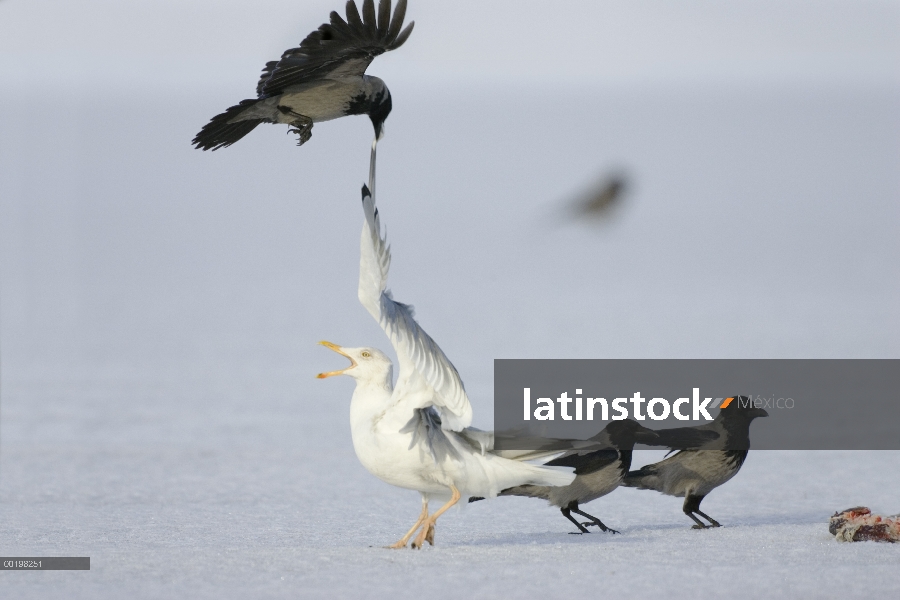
[316,341,357,379]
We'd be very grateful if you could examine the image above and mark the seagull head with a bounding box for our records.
[316,341,393,384]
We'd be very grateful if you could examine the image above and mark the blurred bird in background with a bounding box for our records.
[541,170,631,230]
[570,171,629,221]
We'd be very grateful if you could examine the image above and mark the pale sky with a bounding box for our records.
[1,0,898,88]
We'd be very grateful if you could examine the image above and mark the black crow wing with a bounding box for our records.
[259,0,414,97]
[546,447,620,476]
[256,61,279,96]
[653,426,721,450]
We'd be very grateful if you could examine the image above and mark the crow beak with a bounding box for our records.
[316,341,357,378]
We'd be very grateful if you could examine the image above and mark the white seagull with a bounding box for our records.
[317,186,576,549]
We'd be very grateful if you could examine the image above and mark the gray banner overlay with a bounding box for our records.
[1,557,91,570]
[494,359,900,450]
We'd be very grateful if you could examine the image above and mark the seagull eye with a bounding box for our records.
[361,351,371,358]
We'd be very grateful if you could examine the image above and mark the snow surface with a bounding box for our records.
[1,1,899,598]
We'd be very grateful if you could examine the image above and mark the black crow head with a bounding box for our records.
[714,396,767,450]
[368,88,392,140]
[720,396,769,421]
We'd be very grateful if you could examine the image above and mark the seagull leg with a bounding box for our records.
[387,494,429,549]
[572,505,619,534]
[411,485,460,549]
[560,506,591,534]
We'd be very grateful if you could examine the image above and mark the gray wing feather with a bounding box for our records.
[622,451,688,490]
[256,61,278,96]
[400,408,463,464]
[546,447,620,476]
[359,185,473,430]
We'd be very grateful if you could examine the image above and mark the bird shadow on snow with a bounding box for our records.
[441,513,834,549]
[448,522,713,548]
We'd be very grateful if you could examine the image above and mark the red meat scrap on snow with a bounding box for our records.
[829,507,900,543]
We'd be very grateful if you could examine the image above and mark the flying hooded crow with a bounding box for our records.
[622,396,768,529]
[483,420,661,534]
[192,0,413,158]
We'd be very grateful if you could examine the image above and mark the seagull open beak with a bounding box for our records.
[316,341,357,378]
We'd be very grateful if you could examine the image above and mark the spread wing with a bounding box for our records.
[259,0,414,97]
[256,61,279,96]
[358,185,473,431]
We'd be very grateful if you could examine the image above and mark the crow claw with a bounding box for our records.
[582,522,620,534]
[286,121,313,146]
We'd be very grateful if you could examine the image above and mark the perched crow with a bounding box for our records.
[493,420,661,534]
[193,0,413,153]
[622,397,768,529]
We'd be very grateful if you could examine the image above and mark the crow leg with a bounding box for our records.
[287,120,313,146]
[694,509,721,528]
[686,512,708,529]
[684,494,719,529]
[560,506,591,534]
[277,107,314,146]
[572,506,619,534]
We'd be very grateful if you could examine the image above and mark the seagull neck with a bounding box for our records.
[350,369,394,400]
[353,376,393,394]
[349,374,394,427]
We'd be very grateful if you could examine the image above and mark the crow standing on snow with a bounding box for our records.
[622,397,768,529]
[192,0,414,191]
[488,420,661,534]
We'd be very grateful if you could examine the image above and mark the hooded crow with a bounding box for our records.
[491,420,661,534]
[193,0,413,161]
[622,397,768,529]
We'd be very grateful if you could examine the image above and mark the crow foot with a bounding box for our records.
[287,125,312,146]
[583,522,620,534]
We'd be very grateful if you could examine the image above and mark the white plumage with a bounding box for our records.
[317,185,575,549]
